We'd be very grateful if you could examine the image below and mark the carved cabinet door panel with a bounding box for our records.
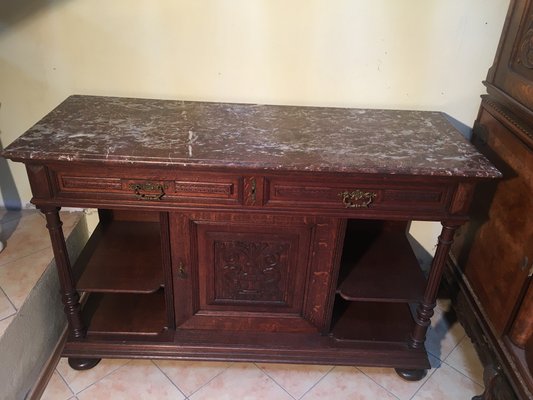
[490,0,533,112]
[169,212,345,333]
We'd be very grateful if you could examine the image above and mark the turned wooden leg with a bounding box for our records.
[41,207,86,339]
[409,222,460,349]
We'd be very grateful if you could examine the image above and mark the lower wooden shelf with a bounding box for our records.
[66,294,427,369]
[83,290,167,337]
[76,220,164,294]
[337,230,426,302]
[330,300,414,343]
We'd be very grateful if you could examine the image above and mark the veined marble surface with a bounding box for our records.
[3,95,500,178]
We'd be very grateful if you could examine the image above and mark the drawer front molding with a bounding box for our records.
[52,168,242,206]
[265,178,451,214]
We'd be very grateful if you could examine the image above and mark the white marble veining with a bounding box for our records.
[3,95,500,178]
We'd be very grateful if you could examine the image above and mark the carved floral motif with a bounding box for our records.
[517,10,533,68]
[214,240,290,302]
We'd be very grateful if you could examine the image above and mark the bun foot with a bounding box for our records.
[394,368,427,381]
[68,357,101,370]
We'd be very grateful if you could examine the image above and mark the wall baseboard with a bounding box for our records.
[24,328,68,400]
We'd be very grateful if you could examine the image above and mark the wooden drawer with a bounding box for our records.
[51,167,242,206]
[264,178,453,214]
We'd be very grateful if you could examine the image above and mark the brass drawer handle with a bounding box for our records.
[129,183,166,200]
[338,190,377,208]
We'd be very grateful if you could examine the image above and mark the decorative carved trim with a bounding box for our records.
[61,175,122,190]
[274,185,333,199]
[482,97,533,143]
[516,10,533,69]
[175,181,233,196]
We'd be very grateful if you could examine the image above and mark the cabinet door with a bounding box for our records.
[488,0,533,112]
[169,212,344,333]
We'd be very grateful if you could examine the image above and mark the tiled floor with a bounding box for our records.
[0,209,486,400]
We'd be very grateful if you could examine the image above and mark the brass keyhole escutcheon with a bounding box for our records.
[177,261,188,279]
[250,177,257,203]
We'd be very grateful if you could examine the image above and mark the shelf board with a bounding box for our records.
[83,290,167,336]
[76,220,164,293]
[331,301,414,343]
[337,231,426,302]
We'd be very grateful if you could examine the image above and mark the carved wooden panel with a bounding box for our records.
[512,5,533,75]
[212,239,290,304]
[489,0,533,115]
[197,224,305,315]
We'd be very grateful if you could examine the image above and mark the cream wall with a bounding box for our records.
[0,0,508,244]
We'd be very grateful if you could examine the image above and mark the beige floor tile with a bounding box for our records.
[444,336,484,386]
[0,248,53,309]
[301,366,397,400]
[189,362,293,400]
[0,211,81,267]
[256,362,333,399]
[0,288,15,319]
[41,370,74,400]
[0,213,52,266]
[412,363,483,400]
[359,354,439,400]
[0,314,14,336]
[76,360,184,400]
[425,307,466,361]
[57,357,130,394]
[154,359,232,396]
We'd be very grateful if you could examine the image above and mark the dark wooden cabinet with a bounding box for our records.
[447,1,533,399]
[449,98,533,400]
[2,95,499,378]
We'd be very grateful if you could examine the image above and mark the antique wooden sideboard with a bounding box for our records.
[447,0,533,399]
[2,95,500,379]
